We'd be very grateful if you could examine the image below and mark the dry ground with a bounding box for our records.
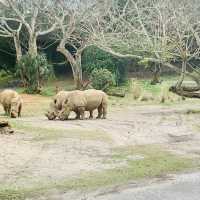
[0,94,200,199]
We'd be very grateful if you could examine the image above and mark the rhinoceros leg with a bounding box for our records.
[89,110,93,119]
[18,103,22,117]
[8,105,11,116]
[3,105,8,115]
[78,107,85,120]
[75,111,80,119]
[102,103,107,119]
[97,105,103,119]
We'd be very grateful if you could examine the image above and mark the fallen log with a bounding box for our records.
[169,86,200,99]
[181,86,200,92]
[107,91,126,97]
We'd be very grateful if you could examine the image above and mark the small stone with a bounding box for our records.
[0,121,14,134]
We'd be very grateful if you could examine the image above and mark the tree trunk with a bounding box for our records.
[28,34,37,57]
[13,34,22,62]
[73,72,83,89]
[27,34,41,92]
[73,54,83,89]
[69,59,83,90]
[151,64,161,85]
[176,60,187,89]
[57,44,83,89]
[169,58,200,98]
[13,33,27,87]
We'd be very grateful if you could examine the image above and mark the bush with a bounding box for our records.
[0,69,9,78]
[90,68,115,91]
[16,54,53,94]
[82,46,128,85]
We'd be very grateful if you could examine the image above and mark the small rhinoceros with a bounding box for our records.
[0,89,23,118]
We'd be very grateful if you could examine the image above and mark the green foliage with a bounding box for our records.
[0,70,13,88]
[90,68,115,91]
[138,58,150,68]
[16,54,53,94]
[0,69,9,78]
[0,38,16,73]
[82,46,128,85]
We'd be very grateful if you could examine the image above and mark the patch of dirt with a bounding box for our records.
[17,104,200,146]
[0,134,115,187]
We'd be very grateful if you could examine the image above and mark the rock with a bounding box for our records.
[0,121,14,134]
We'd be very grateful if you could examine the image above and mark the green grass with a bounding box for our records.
[186,109,200,114]
[107,75,200,108]
[40,77,76,96]
[0,145,196,200]
[131,74,196,95]
[2,76,76,96]
[139,80,162,95]
[0,75,193,107]
[0,189,25,200]
[11,121,112,142]
[15,87,27,94]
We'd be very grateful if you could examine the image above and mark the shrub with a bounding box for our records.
[16,54,53,94]
[82,46,128,85]
[0,69,9,78]
[90,68,115,91]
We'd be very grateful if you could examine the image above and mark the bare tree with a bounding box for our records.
[0,2,22,62]
[52,0,112,89]
[2,0,58,57]
[151,0,200,97]
[93,0,200,98]
[1,0,200,97]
